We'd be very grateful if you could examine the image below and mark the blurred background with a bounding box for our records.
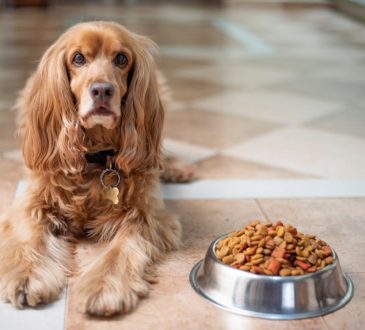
[0,0,365,189]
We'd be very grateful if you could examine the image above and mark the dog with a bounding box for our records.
[0,21,187,316]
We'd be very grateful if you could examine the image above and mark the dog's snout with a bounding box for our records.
[90,82,115,101]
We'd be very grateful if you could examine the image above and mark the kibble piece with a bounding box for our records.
[291,269,301,276]
[220,245,229,257]
[284,231,293,243]
[307,254,318,265]
[279,268,291,276]
[325,256,333,265]
[267,258,281,275]
[252,258,264,265]
[277,226,285,237]
[222,255,234,264]
[235,253,245,264]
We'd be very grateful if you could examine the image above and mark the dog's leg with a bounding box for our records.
[76,207,181,316]
[0,200,73,308]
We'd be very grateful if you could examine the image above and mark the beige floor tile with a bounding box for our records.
[159,56,213,72]
[257,198,365,273]
[307,108,365,139]
[167,199,263,241]
[163,138,216,164]
[193,91,344,125]
[168,76,224,102]
[223,127,365,178]
[195,155,316,179]
[275,76,365,103]
[176,64,295,90]
[164,109,279,149]
[312,65,365,85]
[146,22,238,48]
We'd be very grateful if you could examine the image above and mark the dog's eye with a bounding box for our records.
[115,53,128,67]
[72,53,86,66]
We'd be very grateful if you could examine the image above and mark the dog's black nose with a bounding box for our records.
[90,82,114,101]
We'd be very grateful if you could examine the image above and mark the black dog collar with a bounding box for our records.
[85,149,116,166]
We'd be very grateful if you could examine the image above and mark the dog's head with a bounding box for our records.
[19,21,164,175]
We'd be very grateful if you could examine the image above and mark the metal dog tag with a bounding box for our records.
[100,167,121,205]
[103,187,120,205]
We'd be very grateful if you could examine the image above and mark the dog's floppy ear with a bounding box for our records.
[17,36,85,174]
[116,36,164,175]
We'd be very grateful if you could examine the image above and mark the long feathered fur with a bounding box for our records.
[0,21,181,316]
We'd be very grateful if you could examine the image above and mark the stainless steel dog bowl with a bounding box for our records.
[190,234,354,320]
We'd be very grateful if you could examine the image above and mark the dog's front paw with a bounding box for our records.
[1,272,63,308]
[77,273,150,316]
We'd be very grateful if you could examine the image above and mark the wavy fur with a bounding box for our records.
[0,21,181,316]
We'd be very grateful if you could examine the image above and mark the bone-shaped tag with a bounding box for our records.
[103,187,119,205]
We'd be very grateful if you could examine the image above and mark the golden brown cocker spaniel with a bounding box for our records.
[0,21,186,316]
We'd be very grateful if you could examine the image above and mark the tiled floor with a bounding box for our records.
[0,2,365,330]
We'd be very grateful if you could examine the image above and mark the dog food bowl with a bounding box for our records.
[190,234,354,320]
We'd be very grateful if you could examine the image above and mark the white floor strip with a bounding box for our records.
[0,183,67,330]
[162,179,365,200]
[212,18,275,55]
[0,291,67,330]
[15,179,365,201]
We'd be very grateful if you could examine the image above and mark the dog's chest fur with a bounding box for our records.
[35,167,153,239]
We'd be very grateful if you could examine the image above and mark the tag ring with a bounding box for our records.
[100,168,121,189]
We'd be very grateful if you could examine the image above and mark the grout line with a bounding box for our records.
[321,316,331,330]
[63,281,69,330]
[254,199,271,222]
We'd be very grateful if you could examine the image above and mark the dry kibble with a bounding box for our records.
[220,245,229,257]
[284,231,293,243]
[215,220,333,276]
[235,253,246,264]
[302,249,310,258]
[252,258,264,265]
[257,225,268,236]
[291,269,301,276]
[279,241,287,249]
[279,268,291,276]
[277,226,285,237]
[222,255,234,264]
[307,254,318,265]
[325,256,333,265]
[274,236,283,246]
[240,265,250,271]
